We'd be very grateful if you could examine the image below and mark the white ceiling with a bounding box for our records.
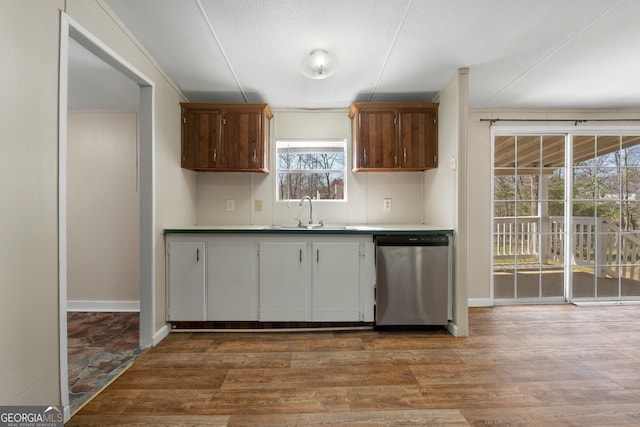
[71,0,640,110]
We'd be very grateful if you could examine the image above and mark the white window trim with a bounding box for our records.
[275,138,348,203]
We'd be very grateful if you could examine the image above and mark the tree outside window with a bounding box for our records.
[277,140,346,201]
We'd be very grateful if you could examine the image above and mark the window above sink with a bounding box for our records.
[276,139,347,201]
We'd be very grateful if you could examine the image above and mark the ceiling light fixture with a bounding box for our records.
[301,49,336,80]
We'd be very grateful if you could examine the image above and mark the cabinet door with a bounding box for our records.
[207,242,259,321]
[167,241,206,321]
[259,242,308,321]
[182,110,220,169]
[311,242,361,321]
[357,109,397,169]
[221,110,262,170]
[398,108,438,169]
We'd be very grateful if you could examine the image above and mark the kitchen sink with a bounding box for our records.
[266,225,350,231]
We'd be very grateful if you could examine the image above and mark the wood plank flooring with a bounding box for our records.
[68,305,640,426]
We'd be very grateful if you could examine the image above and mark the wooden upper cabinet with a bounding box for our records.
[357,109,397,169]
[182,109,220,170]
[349,102,438,172]
[398,108,438,169]
[181,103,272,172]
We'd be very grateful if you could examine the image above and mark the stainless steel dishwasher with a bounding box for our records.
[375,234,451,327]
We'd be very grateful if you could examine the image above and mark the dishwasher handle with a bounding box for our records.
[375,234,449,246]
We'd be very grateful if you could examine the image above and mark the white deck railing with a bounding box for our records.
[495,216,640,279]
[494,216,540,261]
[550,216,640,279]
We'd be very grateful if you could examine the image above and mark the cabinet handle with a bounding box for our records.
[213,148,217,162]
[253,149,257,165]
[404,148,407,164]
[363,148,367,166]
[316,249,319,263]
[394,155,398,167]
[196,248,200,262]
[299,248,302,263]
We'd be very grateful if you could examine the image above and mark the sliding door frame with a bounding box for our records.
[491,125,640,305]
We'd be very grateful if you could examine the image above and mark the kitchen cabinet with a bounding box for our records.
[259,242,308,321]
[259,236,373,322]
[166,233,375,324]
[166,235,259,321]
[180,103,272,172]
[207,238,259,321]
[349,102,438,171]
[166,240,206,321]
[311,242,361,321]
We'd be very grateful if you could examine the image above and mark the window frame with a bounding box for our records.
[275,138,348,202]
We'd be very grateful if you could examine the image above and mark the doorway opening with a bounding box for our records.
[59,13,155,421]
[492,128,640,304]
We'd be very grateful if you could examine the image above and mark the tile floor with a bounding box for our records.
[67,311,141,414]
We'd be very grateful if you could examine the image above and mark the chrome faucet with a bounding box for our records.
[299,196,313,225]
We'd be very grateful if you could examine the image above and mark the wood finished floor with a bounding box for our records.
[68,305,640,426]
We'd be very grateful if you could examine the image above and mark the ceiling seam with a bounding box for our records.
[367,0,413,102]
[482,0,624,106]
[194,0,248,103]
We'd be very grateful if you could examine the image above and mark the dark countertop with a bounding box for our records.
[164,224,454,235]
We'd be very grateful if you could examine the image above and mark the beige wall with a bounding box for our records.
[67,111,140,304]
[467,109,640,304]
[196,109,425,226]
[0,0,65,405]
[0,0,195,407]
[427,69,469,336]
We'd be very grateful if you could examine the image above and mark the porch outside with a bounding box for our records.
[493,133,640,302]
[494,215,640,300]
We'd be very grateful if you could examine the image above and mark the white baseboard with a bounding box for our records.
[67,300,140,312]
[468,298,493,307]
[152,324,170,346]
[573,300,640,306]
[447,321,458,336]
[63,404,71,424]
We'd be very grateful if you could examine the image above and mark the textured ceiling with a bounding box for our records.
[70,0,640,110]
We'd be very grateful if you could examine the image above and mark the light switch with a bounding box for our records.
[226,199,235,212]
[255,199,263,212]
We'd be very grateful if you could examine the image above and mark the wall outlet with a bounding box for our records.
[255,199,263,212]
[383,198,392,212]
[226,199,235,212]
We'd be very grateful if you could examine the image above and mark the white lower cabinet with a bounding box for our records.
[258,236,374,322]
[166,235,259,321]
[311,242,362,321]
[167,240,206,321]
[259,242,308,321]
[167,233,375,323]
[207,238,259,321]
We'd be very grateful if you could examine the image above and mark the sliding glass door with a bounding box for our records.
[493,130,640,304]
[571,135,640,301]
[493,135,566,302]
